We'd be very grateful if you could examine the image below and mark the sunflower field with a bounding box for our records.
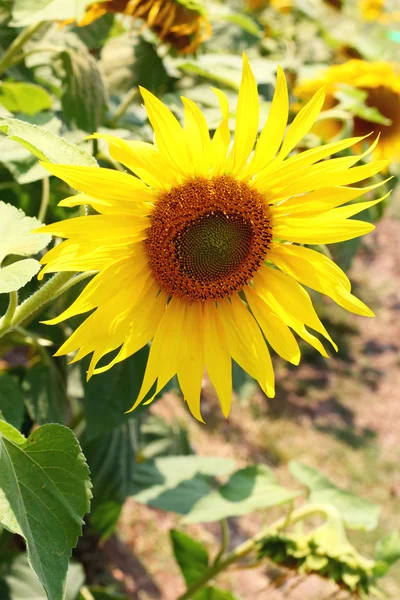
[1,0,400,598]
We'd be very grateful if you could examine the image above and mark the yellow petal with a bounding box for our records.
[133,296,187,409]
[218,295,275,398]
[181,96,211,176]
[89,133,182,190]
[268,243,374,317]
[41,163,156,212]
[256,266,337,350]
[277,87,326,159]
[231,54,259,175]
[140,86,194,176]
[246,66,288,177]
[204,302,232,417]
[177,302,205,423]
[37,214,149,239]
[210,87,231,174]
[245,286,300,364]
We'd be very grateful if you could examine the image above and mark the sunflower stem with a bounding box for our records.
[177,504,335,600]
[110,87,138,126]
[1,291,18,331]
[0,21,45,76]
[38,176,50,223]
[0,271,94,339]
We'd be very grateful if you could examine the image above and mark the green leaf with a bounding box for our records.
[374,532,400,573]
[82,347,149,441]
[0,258,41,294]
[183,465,298,524]
[131,456,236,515]
[57,45,108,132]
[0,201,50,264]
[0,424,92,600]
[0,553,85,600]
[0,83,52,116]
[79,588,130,600]
[170,529,209,588]
[23,358,68,425]
[289,462,380,531]
[82,419,140,538]
[11,0,100,26]
[0,419,26,445]
[0,116,98,165]
[0,374,24,430]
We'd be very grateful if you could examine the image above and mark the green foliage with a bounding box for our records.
[0,83,52,116]
[183,465,299,524]
[289,461,380,531]
[0,422,91,600]
[11,0,96,26]
[0,374,24,430]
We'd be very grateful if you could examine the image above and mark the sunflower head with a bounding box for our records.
[77,0,211,54]
[37,55,390,421]
[295,60,400,161]
[360,0,384,20]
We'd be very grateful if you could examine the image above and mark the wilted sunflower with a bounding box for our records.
[38,56,389,421]
[76,0,211,54]
[295,60,400,161]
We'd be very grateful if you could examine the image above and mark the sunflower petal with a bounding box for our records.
[204,302,232,417]
[181,96,211,176]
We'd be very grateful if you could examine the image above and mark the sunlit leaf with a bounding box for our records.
[184,465,297,524]
[0,83,52,116]
[289,462,380,531]
[11,0,99,26]
[0,258,41,294]
[0,202,50,262]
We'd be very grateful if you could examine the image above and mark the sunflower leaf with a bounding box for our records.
[289,462,380,531]
[11,0,100,26]
[0,423,92,600]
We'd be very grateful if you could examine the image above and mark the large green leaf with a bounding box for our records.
[0,201,50,263]
[0,374,24,430]
[374,532,400,577]
[0,116,97,166]
[23,358,68,425]
[0,83,52,116]
[0,423,91,600]
[11,0,99,26]
[82,347,149,442]
[289,462,380,531]
[82,419,139,538]
[170,529,209,588]
[184,465,298,524]
[131,456,236,515]
[0,553,85,600]
[57,45,108,132]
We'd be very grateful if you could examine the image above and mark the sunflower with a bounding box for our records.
[37,56,389,421]
[76,0,211,54]
[360,0,384,20]
[295,60,400,161]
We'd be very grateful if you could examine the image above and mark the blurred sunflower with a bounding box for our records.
[360,0,384,20]
[76,0,211,54]
[295,60,400,161]
[37,56,389,421]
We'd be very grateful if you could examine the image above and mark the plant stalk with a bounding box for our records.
[38,177,50,223]
[0,21,44,76]
[0,271,94,339]
[1,291,18,330]
[177,503,337,600]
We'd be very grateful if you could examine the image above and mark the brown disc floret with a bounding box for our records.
[146,175,272,302]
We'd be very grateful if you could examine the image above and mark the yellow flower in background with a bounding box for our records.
[76,0,211,54]
[295,60,400,161]
[37,56,389,421]
[360,0,384,20]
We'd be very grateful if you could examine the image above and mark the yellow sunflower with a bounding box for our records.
[360,0,384,20]
[295,60,400,161]
[76,0,211,54]
[37,55,389,421]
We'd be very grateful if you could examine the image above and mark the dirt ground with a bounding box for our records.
[105,207,400,599]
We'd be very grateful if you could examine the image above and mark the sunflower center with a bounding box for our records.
[353,86,400,140]
[146,175,272,301]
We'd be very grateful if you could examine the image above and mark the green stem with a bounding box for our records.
[110,87,138,126]
[1,291,18,330]
[0,271,94,339]
[213,519,230,566]
[38,176,50,223]
[0,22,44,76]
[177,504,336,600]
